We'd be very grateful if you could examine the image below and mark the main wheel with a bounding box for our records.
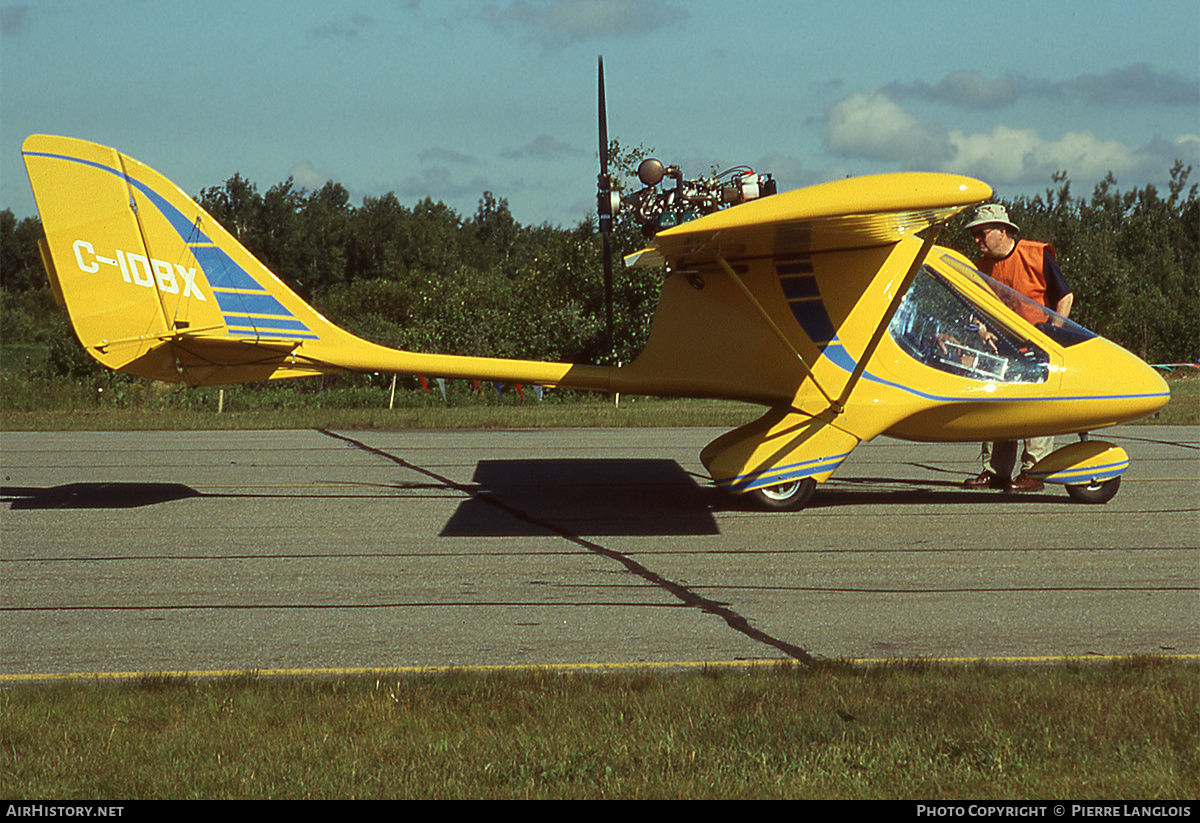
[749,478,817,511]
[1065,476,1121,504]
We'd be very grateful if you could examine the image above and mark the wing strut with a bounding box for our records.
[832,224,942,411]
[713,254,840,408]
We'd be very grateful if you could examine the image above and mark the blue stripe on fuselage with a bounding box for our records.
[821,343,1169,404]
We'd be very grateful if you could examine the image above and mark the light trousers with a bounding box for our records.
[981,437,1054,478]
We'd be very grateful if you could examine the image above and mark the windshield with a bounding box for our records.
[889,265,1050,384]
[937,254,1096,348]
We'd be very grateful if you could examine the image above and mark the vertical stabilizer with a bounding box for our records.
[22,135,187,378]
[22,135,358,384]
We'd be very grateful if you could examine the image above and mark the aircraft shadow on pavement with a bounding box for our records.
[1,482,202,509]
[440,459,721,537]
[439,463,1072,537]
[0,470,1069,516]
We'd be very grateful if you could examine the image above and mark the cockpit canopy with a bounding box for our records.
[888,256,1095,384]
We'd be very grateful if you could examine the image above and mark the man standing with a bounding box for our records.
[962,203,1074,492]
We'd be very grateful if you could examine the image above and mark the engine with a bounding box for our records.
[617,159,777,237]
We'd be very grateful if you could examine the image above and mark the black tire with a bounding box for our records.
[749,477,817,511]
[1065,476,1121,504]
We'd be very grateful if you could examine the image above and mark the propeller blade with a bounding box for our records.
[598,55,614,360]
[598,56,608,183]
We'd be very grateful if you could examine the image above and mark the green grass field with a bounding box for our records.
[3,660,1196,800]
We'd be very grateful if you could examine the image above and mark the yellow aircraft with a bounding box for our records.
[20,122,1168,511]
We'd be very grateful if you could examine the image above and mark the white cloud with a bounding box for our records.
[823,92,954,165]
[820,89,1200,190]
[946,127,1200,187]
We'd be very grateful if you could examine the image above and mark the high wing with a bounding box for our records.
[625,172,992,269]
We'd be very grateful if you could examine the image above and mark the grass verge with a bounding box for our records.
[0,393,761,431]
[3,659,1195,800]
[1,372,1195,431]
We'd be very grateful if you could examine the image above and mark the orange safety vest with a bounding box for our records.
[979,240,1056,307]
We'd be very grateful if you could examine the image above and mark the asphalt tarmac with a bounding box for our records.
[2,425,1197,678]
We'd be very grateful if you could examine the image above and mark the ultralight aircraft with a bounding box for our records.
[19,61,1169,510]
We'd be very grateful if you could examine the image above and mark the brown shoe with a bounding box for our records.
[964,470,1006,489]
[1008,471,1044,492]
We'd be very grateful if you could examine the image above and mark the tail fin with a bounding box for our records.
[22,135,353,384]
[21,135,596,389]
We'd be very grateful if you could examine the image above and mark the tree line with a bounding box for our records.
[2,159,1196,386]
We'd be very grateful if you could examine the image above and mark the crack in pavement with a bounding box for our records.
[321,429,814,665]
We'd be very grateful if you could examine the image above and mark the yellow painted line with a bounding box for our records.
[191,483,420,489]
[3,654,1197,683]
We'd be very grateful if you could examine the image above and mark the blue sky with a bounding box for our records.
[3,0,1197,227]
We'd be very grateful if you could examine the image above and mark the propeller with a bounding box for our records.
[597,55,615,361]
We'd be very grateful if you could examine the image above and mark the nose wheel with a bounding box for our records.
[749,478,817,511]
[1066,476,1121,504]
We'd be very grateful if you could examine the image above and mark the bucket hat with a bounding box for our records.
[963,203,1019,234]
